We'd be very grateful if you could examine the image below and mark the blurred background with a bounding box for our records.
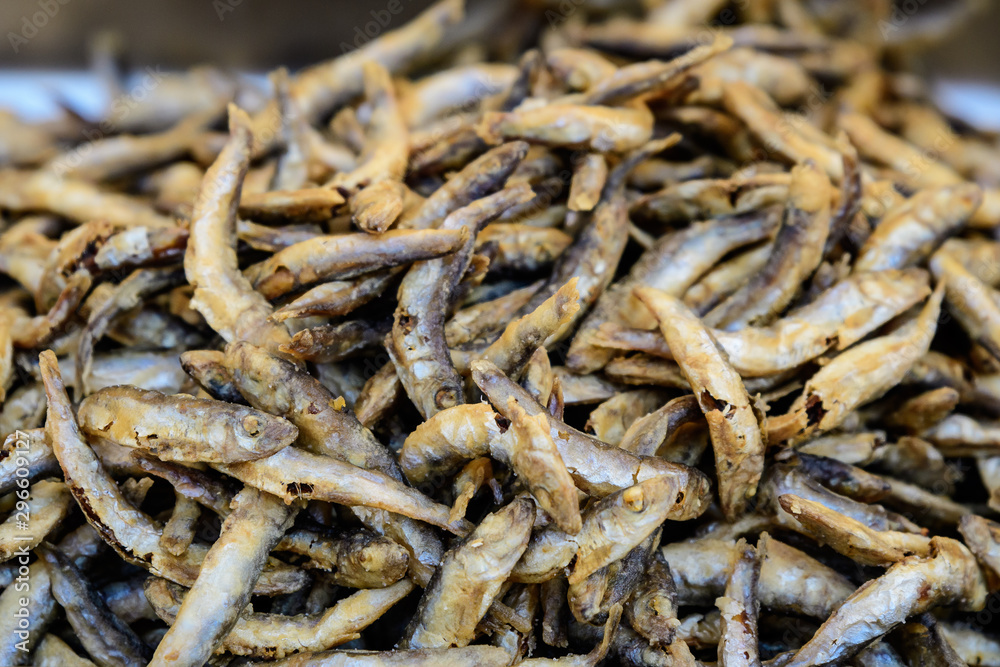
[1,0,999,126]
[0,0,454,70]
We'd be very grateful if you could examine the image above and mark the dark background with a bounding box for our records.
[0,0,998,84]
[0,0,457,69]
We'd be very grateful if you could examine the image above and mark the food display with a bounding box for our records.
[3,0,1000,664]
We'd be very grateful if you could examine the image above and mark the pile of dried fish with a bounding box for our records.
[3,0,1000,664]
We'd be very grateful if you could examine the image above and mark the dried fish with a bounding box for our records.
[278,527,409,588]
[472,359,713,507]
[723,82,844,180]
[45,107,218,182]
[259,646,512,666]
[785,538,987,667]
[584,35,734,105]
[627,549,678,646]
[0,480,71,562]
[475,223,572,273]
[159,493,200,557]
[663,532,853,619]
[3,2,999,661]
[281,319,390,363]
[184,106,293,355]
[289,0,463,123]
[39,351,307,595]
[931,243,1000,360]
[768,284,944,445]
[247,228,468,301]
[705,162,832,330]
[717,538,761,667]
[390,185,533,418]
[778,494,931,566]
[599,268,930,377]
[350,180,407,233]
[147,576,415,658]
[939,623,1000,666]
[763,464,917,533]
[776,450,890,503]
[567,154,607,212]
[520,604,621,666]
[400,497,534,648]
[457,278,579,379]
[179,349,244,404]
[0,523,103,664]
[636,288,765,519]
[237,219,323,253]
[33,634,97,667]
[586,389,670,448]
[570,474,688,584]
[478,104,654,153]
[329,62,408,197]
[218,445,467,534]
[38,545,152,667]
[77,385,297,463]
[884,387,959,434]
[402,63,517,129]
[756,532,854,619]
[238,188,344,223]
[890,613,969,667]
[75,267,186,397]
[401,400,579,534]
[568,208,779,373]
[0,429,59,496]
[854,185,982,272]
[0,169,175,228]
[880,475,970,527]
[401,141,528,230]
[150,486,299,666]
[840,111,963,190]
[270,272,396,321]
